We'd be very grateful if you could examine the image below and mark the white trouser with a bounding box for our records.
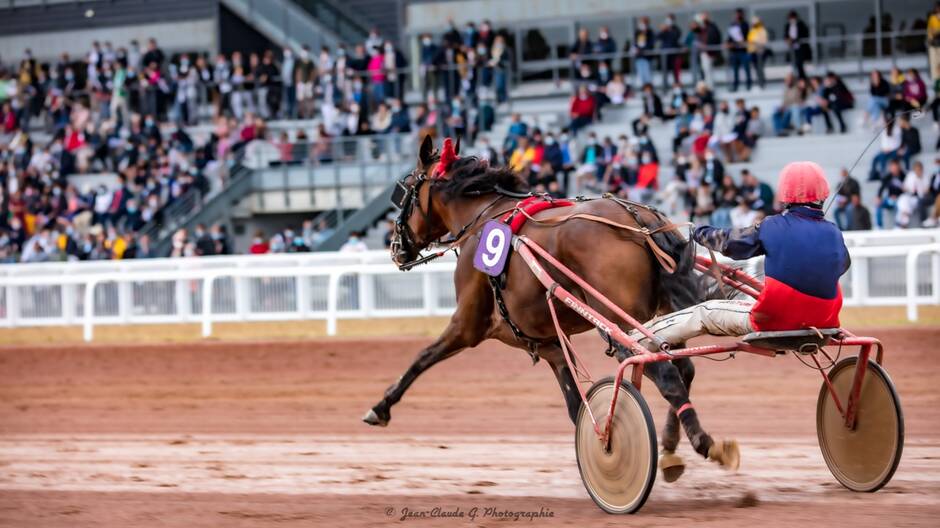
[628,299,754,350]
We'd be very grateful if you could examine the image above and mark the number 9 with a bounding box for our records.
[481,228,506,267]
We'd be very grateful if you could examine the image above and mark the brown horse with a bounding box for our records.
[363,136,731,473]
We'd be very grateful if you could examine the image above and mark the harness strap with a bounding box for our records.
[514,208,690,274]
[488,275,541,363]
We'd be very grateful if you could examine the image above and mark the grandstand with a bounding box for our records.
[0,0,937,260]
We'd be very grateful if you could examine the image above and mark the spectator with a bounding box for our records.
[847,194,873,230]
[699,12,722,87]
[784,11,812,79]
[711,100,737,161]
[803,76,841,134]
[311,219,335,247]
[633,17,655,88]
[569,28,593,88]
[594,26,616,70]
[569,85,596,136]
[740,168,775,214]
[193,223,215,256]
[726,9,751,92]
[923,158,940,227]
[339,231,368,252]
[898,114,922,170]
[875,159,905,228]
[929,2,940,82]
[658,14,682,89]
[747,16,768,90]
[864,70,891,127]
[210,223,231,255]
[903,68,928,109]
[711,173,739,228]
[639,83,664,119]
[869,117,902,180]
[833,168,862,230]
[898,161,929,227]
[605,73,628,106]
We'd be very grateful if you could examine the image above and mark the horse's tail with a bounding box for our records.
[650,226,705,312]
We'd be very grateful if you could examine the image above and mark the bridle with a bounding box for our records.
[390,168,508,271]
[390,169,438,270]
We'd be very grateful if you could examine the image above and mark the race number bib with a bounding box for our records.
[473,221,512,276]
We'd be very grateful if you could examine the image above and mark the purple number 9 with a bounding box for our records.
[481,227,507,267]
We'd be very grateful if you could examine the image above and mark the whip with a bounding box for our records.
[823,107,925,215]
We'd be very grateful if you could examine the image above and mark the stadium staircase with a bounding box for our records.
[219,0,368,53]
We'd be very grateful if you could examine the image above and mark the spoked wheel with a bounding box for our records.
[575,376,656,514]
[817,356,904,492]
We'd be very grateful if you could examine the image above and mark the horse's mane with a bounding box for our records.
[435,157,528,200]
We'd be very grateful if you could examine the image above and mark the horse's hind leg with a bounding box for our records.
[662,356,694,452]
[614,346,739,471]
[659,356,694,482]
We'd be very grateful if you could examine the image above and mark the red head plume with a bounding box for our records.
[433,138,458,179]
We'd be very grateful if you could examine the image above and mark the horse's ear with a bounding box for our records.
[418,134,434,169]
[454,136,461,156]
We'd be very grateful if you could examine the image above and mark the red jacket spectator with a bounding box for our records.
[637,161,659,189]
[64,128,86,152]
[570,93,596,119]
[249,239,269,254]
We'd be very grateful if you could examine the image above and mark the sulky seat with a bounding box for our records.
[742,328,843,353]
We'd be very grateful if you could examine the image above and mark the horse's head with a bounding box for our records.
[389,135,461,269]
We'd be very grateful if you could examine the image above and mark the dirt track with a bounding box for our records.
[1,328,939,527]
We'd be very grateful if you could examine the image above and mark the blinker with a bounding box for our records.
[390,179,409,209]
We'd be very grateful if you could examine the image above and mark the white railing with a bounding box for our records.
[0,229,937,341]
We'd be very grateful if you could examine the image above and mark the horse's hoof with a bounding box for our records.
[659,450,685,483]
[362,409,389,427]
[708,439,740,471]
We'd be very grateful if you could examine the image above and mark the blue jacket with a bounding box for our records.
[694,206,850,330]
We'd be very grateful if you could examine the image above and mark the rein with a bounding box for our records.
[512,203,692,274]
[397,192,512,271]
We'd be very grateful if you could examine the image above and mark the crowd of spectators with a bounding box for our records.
[1,6,939,262]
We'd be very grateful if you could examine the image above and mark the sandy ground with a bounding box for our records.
[0,327,939,527]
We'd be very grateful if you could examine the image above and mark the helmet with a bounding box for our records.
[778,161,829,205]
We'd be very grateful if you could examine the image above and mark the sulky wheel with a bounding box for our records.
[575,376,657,514]
[817,356,904,492]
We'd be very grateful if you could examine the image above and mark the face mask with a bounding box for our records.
[705,153,714,161]
[560,134,569,142]
[477,46,487,55]
[422,38,432,45]
[600,32,609,39]
[545,137,555,145]
[666,18,675,26]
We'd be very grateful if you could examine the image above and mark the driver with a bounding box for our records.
[629,161,850,350]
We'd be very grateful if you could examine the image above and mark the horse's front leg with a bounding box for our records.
[363,287,489,427]
[538,343,582,424]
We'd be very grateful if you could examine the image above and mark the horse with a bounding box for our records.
[363,136,739,477]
